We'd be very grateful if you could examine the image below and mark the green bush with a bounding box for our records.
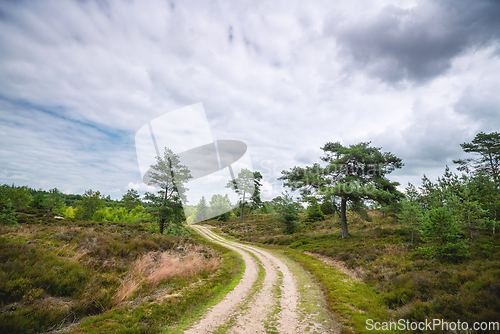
[74,189,106,221]
[305,203,325,222]
[216,211,231,222]
[273,193,302,234]
[0,184,33,208]
[0,201,18,226]
[418,207,470,262]
[320,199,336,215]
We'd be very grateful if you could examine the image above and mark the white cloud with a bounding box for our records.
[0,0,499,201]
[126,182,156,193]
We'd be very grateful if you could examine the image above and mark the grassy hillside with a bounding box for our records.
[204,210,500,333]
[0,208,242,334]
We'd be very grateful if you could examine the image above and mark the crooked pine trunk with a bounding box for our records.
[340,197,348,238]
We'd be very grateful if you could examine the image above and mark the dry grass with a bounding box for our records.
[114,245,221,306]
[304,251,365,283]
[114,279,141,306]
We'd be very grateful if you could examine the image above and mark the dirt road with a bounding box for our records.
[186,225,339,334]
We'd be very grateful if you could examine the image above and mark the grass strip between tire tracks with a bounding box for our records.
[196,226,397,333]
[264,245,397,334]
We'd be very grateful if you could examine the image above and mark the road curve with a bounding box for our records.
[186,225,338,334]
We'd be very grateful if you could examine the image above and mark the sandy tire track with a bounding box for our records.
[198,227,288,333]
[200,228,298,333]
[184,226,259,334]
[188,225,338,334]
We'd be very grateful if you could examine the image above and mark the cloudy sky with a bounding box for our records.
[1,0,499,202]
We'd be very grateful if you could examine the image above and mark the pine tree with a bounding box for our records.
[453,187,486,241]
[397,183,424,244]
[305,200,325,222]
[274,192,301,234]
[144,147,192,234]
[418,207,469,262]
[453,131,500,186]
[195,196,209,222]
[226,168,256,223]
[209,194,232,221]
[280,142,403,238]
[74,189,106,221]
[122,189,141,211]
[46,188,64,213]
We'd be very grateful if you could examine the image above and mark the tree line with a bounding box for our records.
[2,131,499,263]
[275,131,500,262]
[0,185,152,226]
[0,148,262,234]
[142,147,263,233]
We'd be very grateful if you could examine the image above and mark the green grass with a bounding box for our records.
[263,271,282,334]
[0,208,244,333]
[204,210,500,333]
[211,247,265,334]
[266,247,338,333]
[4,207,499,333]
[207,229,346,332]
[210,212,339,242]
[77,234,244,334]
[161,232,245,334]
[273,246,393,333]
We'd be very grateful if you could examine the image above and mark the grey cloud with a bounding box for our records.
[326,0,500,84]
[0,0,498,202]
[294,151,316,164]
[228,26,233,43]
[454,89,500,132]
[367,100,478,187]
